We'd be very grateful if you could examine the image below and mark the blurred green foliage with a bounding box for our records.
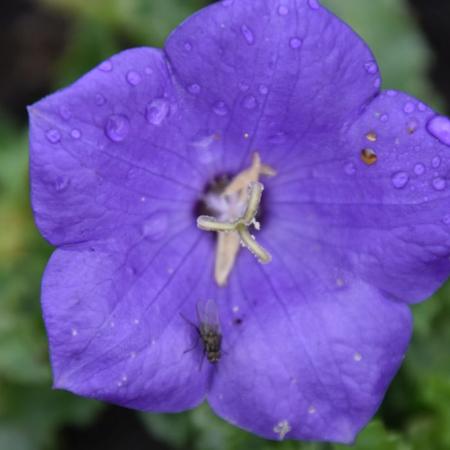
[0,0,449,449]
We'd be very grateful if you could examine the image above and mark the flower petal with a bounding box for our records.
[269,91,450,302]
[29,47,203,246]
[165,0,380,172]
[42,226,213,411]
[209,251,411,443]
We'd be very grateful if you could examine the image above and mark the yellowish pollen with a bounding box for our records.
[197,152,275,286]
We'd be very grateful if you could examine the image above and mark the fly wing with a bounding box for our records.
[196,299,220,333]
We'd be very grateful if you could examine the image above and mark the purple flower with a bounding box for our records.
[28,0,450,443]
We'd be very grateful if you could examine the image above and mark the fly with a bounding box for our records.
[197,299,222,364]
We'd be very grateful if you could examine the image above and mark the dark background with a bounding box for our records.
[0,1,449,449]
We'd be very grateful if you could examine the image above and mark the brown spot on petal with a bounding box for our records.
[361,148,377,165]
[366,131,377,142]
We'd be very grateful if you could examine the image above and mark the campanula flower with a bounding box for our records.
[28,0,450,443]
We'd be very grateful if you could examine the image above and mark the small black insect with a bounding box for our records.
[182,299,222,365]
[197,299,222,364]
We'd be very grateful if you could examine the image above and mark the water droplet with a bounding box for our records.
[105,114,130,142]
[353,352,362,362]
[144,67,153,75]
[213,101,228,116]
[146,98,170,126]
[71,129,81,139]
[407,119,419,134]
[404,102,415,114]
[414,163,425,176]
[141,211,169,241]
[95,93,106,106]
[366,131,377,142]
[364,61,378,74]
[184,42,192,52]
[308,405,317,414]
[374,77,381,89]
[188,83,201,95]
[240,24,255,45]
[277,5,288,15]
[59,105,71,120]
[236,84,249,96]
[427,115,450,146]
[98,60,113,72]
[308,0,320,10]
[126,70,141,86]
[442,214,450,225]
[289,37,303,49]
[432,177,446,191]
[54,175,70,192]
[259,84,268,95]
[432,156,441,168]
[380,114,388,123]
[344,162,356,175]
[361,148,377,165]
[386,90,397,97]
[242,95,257,110]
[391,171,409,189]
[418,103,427,112]
[46,128,61,144]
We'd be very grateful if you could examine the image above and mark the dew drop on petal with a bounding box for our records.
[432,177,446,191]
[213,101,228,116]
[344,162,356,175]
[403,102,415,114]
[374,77,381,89]
[289,37,303,49]
[426,115,450,146]
[46,128,61,144]
[442,214,450,225]
[240,24,255,45]
[353,352,362,362]
[391,171,409,189]
[184,41,192,52]
[361,148,377,165]
[364,61,378,74]
[308,0,320,10]
[141,212,169,241]
[418,102,427,112]
[308,405,317,415]
[126,70,141,86]
[98,60,113,72]
[54,175,70,192]
[105,114,130,142]
[366,131,377,142]
[144,67,153,75]
[380,114,389,123]
[414,163,425,176]
[146,98,170,126]
[242,95,257,110]
[407,119,419,134]
[188,83,201,95]
[432,156,441,168]
[386,90,397,97]
[259,84,269,95]
[71,128,81,139]
[277,5,288,15]
[59,105,71,120]
[95,93,106,106]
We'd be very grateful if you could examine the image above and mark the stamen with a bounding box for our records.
[237,225,271,263]
[242,182,263,225]
[197,152,275,286]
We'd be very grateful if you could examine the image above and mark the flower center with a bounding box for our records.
[197,153,276,286]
